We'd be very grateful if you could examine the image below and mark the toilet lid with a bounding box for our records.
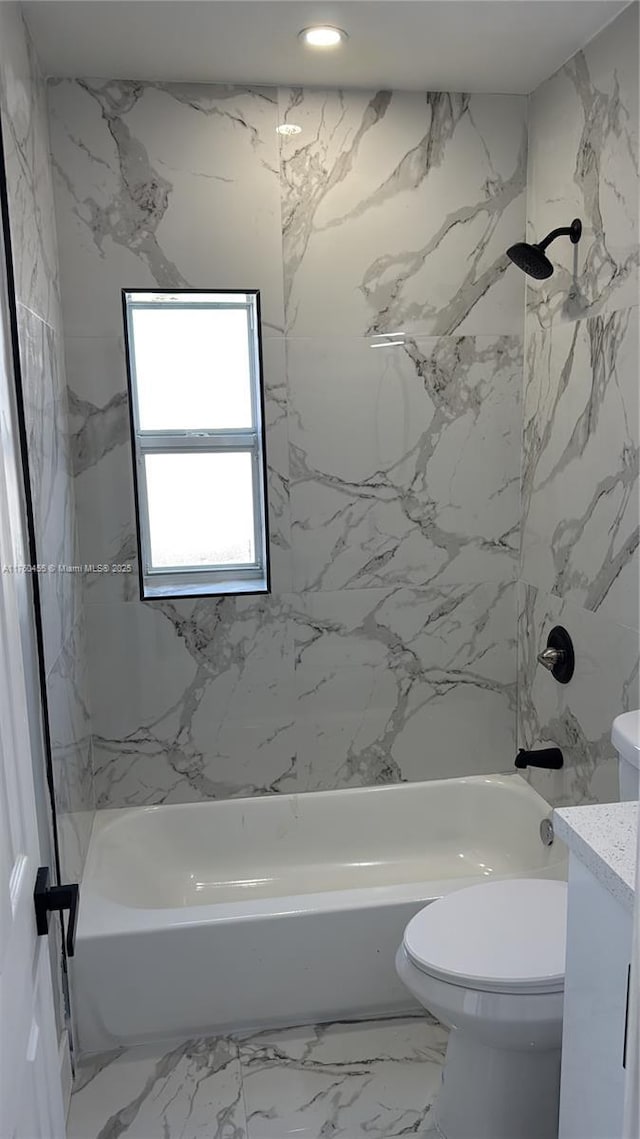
[403,879,567,994]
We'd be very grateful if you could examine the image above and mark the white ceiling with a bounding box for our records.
[24,0,632,95]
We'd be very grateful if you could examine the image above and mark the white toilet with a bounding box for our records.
[396,712,640,1139]
[396,878,567,1139]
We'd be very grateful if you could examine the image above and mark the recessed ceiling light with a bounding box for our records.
[299,26,347,48]
[276,123,303,136]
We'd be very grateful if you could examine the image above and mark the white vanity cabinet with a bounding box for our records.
[558,857,633,1139]
[553,802,637,1139]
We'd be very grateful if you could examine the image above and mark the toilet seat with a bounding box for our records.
[403,878,567,995]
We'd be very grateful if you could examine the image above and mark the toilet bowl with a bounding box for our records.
[396,878,567,1139]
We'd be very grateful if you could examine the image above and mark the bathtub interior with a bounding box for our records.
[83,774,566,910]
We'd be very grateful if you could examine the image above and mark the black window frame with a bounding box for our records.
[122,287,271,601]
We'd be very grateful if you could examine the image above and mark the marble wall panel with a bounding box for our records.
[47,616,94,883]
[518,4,639,808]
[292,581,516,790]
[521,307,639,630]
[15,302,95,875]
[17,305,80,668]
[526,2,639,329]
[0,3,61,329]
[288,333,521,592]
[48,79,285,338]
[86,596,297,806]
[279,88,527,337]
[48,75,527,807]
[85,581,515,808]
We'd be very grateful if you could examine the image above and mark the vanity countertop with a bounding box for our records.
[553,801,638,913]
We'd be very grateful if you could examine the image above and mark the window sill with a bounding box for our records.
[142,575,269,600]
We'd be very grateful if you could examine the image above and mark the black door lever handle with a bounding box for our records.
[34,865,79,957]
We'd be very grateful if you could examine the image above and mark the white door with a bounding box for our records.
[0,211,66,1137]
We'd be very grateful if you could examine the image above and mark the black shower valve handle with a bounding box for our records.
[537,626,575,685]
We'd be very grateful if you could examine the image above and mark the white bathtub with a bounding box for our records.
[73,774,567,1054]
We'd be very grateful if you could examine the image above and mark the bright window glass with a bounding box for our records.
[145,452,255,568]
[131,307,253,431]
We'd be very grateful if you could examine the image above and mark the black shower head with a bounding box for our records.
[507,218,582,279]
[506,242,554,279]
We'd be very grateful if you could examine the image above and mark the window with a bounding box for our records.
[123,290,270,599]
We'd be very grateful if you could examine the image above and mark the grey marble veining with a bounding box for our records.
[16,300,93,861]
[289,333,521,593]
[68,1036,246,1139]
[47,616,95,883]
[86,580,515,808]
[240,1016,448,1138]
[279,88,526,338]
[292,582,516,791]
[67,1016,447,1139]
[0,4,62,329]
[526,1,639,328]
[68,385,129,478]
[87,594,296,807]
[521,307,639,630]
[48,78,286,338]
[17,273,79,676]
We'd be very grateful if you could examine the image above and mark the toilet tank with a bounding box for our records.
[611,711,640,800]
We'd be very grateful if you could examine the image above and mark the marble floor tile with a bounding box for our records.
[240,1015,448,1139]
[67,1016,448,1139]
[67,1037,247,1139]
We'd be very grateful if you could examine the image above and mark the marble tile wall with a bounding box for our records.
[47,80,527,805]
[518,2,640,806]
[0,3,95,882]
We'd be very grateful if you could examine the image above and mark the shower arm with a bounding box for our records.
[536,226,574,251]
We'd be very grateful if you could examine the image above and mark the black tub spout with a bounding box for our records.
[515,747,564,770]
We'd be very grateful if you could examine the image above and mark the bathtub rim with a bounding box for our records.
[88,770,545,832]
